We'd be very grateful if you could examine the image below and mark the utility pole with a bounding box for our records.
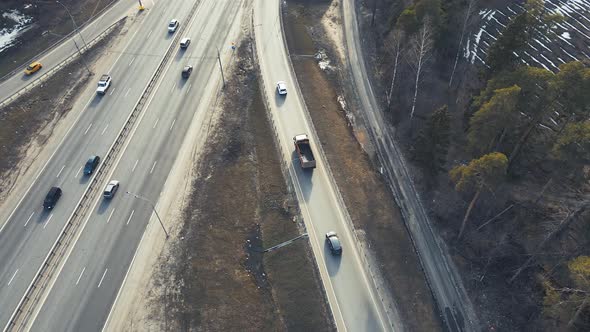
[138,0,145,11]
[126,191,170,238]
[55,1,91,74]
[216,46,226,88]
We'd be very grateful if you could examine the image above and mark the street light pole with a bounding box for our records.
[55,0,91,73]
[126,191,170,238]
[216,46,226,88]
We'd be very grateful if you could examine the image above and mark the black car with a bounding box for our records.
[84,155,100,175]
[182,65,193,78]
[43,187,62,210]
[325,231,342,255]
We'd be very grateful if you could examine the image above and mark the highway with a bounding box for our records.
[254,0,393,331]
[0,0,137,105]
[0,0,239,330]
[341,0,478,330]
[27,0,243,330]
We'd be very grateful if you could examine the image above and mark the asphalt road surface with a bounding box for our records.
[254,1,393,331]
[26,0,243,330]
[0,0,239,330]
[0,0,136,105]
[341,0,478,330]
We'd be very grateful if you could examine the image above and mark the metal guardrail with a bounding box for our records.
[0,16,127,110]
[0,0,120,84]
[4,1,203,329]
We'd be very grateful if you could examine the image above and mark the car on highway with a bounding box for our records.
[182,65,193,78]
[83,156,101,175]
[24,61,42,75]
[96,74,112,95]
[43,187,62,210]
[276,81,287,95]
[325,231,342,255]
[103,180,120,199]
[180,37,191,48]
[168,19,179,33]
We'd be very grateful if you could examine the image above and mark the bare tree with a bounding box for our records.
[408,19,433,119]
[449,0,477,87]
[385,29,403,110]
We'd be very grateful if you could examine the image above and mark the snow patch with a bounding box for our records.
[315,49,333,71]
[561,31,571,39]
[0,10,34,53]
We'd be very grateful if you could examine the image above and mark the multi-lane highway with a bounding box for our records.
[0,0,242,330]
[28,0,243,328]
[254,0,394,331]
[0,0,137,105]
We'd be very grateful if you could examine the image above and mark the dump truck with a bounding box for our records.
[293,134,316,169]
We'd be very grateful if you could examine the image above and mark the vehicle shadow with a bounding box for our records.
[274,91,286,107]
[96,198,110,215]
[292,151,313,201]
[324,241,342,276]
[79,174,90,185]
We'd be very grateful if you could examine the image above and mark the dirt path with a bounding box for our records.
[283,1,443,330]
[104,36,333,331]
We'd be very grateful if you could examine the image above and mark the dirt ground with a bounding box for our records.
[0,20,124,202]
[283,0,443,331]
[132,40,334,331]
[0,0,115,78]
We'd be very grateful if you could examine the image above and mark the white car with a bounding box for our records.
[103,180,120,199]
[180,37,191,48]
[168,19,179,33]
[276,81,287,95]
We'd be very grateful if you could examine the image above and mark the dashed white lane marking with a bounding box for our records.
[132,160,139,172]
[169,119,176,131]
[84,123,93,135]
[186,83,192,95]
[125,88,131,97]
[76,267,86,285]
[101,124,109,135]
[98,269,108,288]
[24,212,34,227]
[129,57,135,66]
[43,214,53,229]
[153,118,159,129]
[171,82,176,91]
[107,209,115,224]
[7,269,18,286]
[150,161,157,174]
[126,210,135,225]
[75,166,82,178]
[147,29,152,38]
[56,165,65,178]
[109,88,116,95]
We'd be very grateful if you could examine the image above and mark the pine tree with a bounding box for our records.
[414,105,451,173]
[450,152,508,238]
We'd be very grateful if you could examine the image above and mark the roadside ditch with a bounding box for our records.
[133,38,334,331]
[282,0,443,330]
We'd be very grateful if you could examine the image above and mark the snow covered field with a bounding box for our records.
[465,0,590,71]
[0,8,33,54]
